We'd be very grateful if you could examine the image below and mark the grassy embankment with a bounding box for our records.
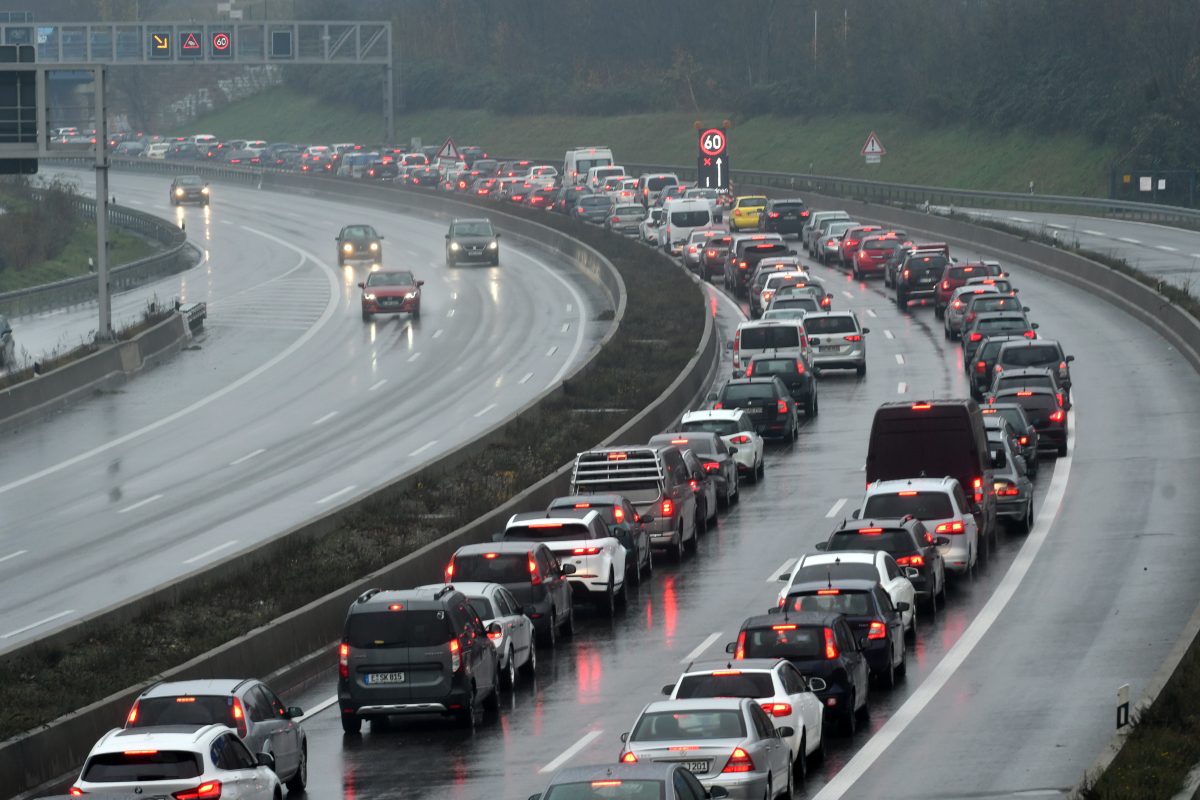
[185,87,1115,196]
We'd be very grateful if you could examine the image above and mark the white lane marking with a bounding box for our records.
[1008,216,1031,223]
[1,610,76,639]
[813,413,1076,800]
[883,329,894,340]
[183,539,238,565]
[561,322,571,333]
[230,448,266,466]
[368,379,387,392]
[1118,237,1142,244]
[118,494,163,514]
[1191,253,1200,259]
[681,632,724,664]
[1156,245,1179,252]
[312,411,338,426]
[1082,229,1105,236]
[447,308,456,317]
[433,328,444,339]
[546,345,558,357]
[767,559,796,583]
[842,290,854,299]
[566,303,573,312]
[526,251,589,387]
[474,403,497,418]
[128,199,145,206]
[1046,223,1068,230]
[866,308,878,317]
[898,382,907,394]
[408,351,421,363]
[825,498,848,518]
[0,229,340,498]
[295,695,338,723]
[410,441,437,457]
[0,550,28,565]
[316,486,356,505]
[519,372,533,384]
[540,730,604,774]
[895,353,905,365]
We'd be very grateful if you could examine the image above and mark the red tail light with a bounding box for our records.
[942,280,950,290]
[572,547,602,555]
[338,643,350,679]
[952,300,963,309]
[903,269,910,278]
[621,751,639,763]
[776,399,789,414]
[1024,330,1037,338]
[445,560,455,580]
[706,249,717,257]
[172,782,221,800]
[973,476,984,504]
[662,499,674,517]
[969,332,983,342]
[912,403,932,410]
[768,211,781,218]
[734,630,746,660]
[844,334,862,342]
[994,481,1020,497]
[761,702,793,717]
[1049,410,1066,423]
[739,261,748,269]
[896,555,925,567]
[529,557,542,585]
[231,698,247,738]
[820,295,831,308]
[713,401,724,409]
[860,527,884,534]
[730,434,751,444]
[487,629,503,640]
[846,239,859,248]
[824,627,839,659]
[450,638,462,672]
[934,520,965,534]
[723,747,755,773]
[744,362,755,377]
[867,620,887,640]
[796,360,806,374]
[69,789,85,797]
[703,461,720,472]
[688,479,698,490]
[126,701,140,725]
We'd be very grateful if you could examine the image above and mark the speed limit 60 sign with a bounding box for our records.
[697,127,730,190]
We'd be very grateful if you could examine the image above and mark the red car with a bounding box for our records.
[852,235,904,280]
[359,270,423,321]
[837,225,883,268]
[935,261,994,318]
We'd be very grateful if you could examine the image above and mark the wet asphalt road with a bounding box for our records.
[0,170,606,650]
[278,223,1200,800]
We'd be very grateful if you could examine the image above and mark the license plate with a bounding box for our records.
[746,407,763,415]
[919,276,935,283]
[820,345,842,352]
[366,672,405,684]
[683,760,710,774]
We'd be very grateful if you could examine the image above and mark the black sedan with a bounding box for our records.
[169,175,209,206]
[335,224,383,265]
[761,197,810,237]
[818,518,948,615]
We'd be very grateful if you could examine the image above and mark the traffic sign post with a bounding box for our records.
[861,131,886,165]
[697,126,730,190]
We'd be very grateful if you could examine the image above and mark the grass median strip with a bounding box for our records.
[0,197,704,741]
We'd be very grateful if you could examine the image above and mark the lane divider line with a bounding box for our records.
[447,308,456,317]
[433,329,444,339]
[316,486,356,506]
[898,382,907,394]
[118,494,163,514]
[546,345,558,357]
[368,379,387,392]
[825,498,848,518]
[183,539,239,565]
[1157,245,1179,252]
[884,330,895,340]
[312,411,338,426]
[474,403,497,418]
[1,610,75,639]
[1118,237,1142,244]
[895,354,905,365]
[408,351,421,363]
[866,309,878,317]
[540,730,604,774]
[766,559,796,584]
[681,632,724,664]
[1082,229,1105,237]
[410,441,438,457]
[0,550,28,565]
[519,372,533,384]
[561,322,571,333]
[230,448,266,466]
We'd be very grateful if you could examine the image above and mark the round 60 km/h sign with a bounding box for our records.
[699,128,727,157]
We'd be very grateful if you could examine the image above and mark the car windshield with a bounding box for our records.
[827,529,914,556]
[863,492,953,519]
[739,326,800,349]
[676,672,776,699]
[978,317,1029,332]
[682,418,740,436]
[453,222,493,236]
[466,596,496,619]
[506,522,594,541]
[345,610,452,648]
[453,553,531,583]
[544,780,665,800]
[177,176,202,186]
[671,211,709,226]
[1001,345,1061,366]
[82,751,203,782]
[787,590,873,615]
[128,695,237,728]
[721,383,777,403]
[631,710,746,741]
[804,316,857,335]
[743,626,823,659]
[366,272,414,286]
[344,226,376,238]
[791,563,879,583]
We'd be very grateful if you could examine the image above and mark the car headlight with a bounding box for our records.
[363,293,376,301]
[369,242,379,251]
[342,243,353,253]
[174,188,184,196]
[404,291,417,299]
[201,187,209,194]
[487,241,498,249]
[449,242,461,251]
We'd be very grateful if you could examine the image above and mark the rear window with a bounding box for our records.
[803,316,856,335]
[721,383,777,403]
[771,202,805,212]
[862,239,898,253]
[948,265,982,280]
[863,491,953,519]
[790,563,879,583]
[994,407,1029,430]
[787,590,873,615]
[576,158,611,174]
[682,419,739,437]
[631,710,746,741]
[129,696,235,728]
[1000,345,1061,367]
[743,625,823,660]
[647,176,677,191]
[466,596,496,619]
[772,297,818,311]
[977,318,1029,333]
[82,751,203,782]
[909,255,948,272]
[506,522,593,541]
[452,553,532,584]
[671,210,710,227]
[616,205,644,215]
[996,374,1053,392]
[827,529,913,556]
[676,672,776,699]
[739,326,799,350]
[1006,393,1056,411]
[346,610,452,648]
[748,358,797,376]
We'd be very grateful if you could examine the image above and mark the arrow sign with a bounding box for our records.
[149,31,171,58]
[716,157,723,188]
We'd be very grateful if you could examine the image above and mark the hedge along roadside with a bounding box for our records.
[0,184,712,798]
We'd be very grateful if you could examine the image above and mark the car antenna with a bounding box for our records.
[826,567,833,589]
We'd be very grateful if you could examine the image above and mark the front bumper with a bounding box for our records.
[363,297,418,314]
[449,246,497,262]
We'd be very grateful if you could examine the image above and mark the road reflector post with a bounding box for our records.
[1116,683,1130,729]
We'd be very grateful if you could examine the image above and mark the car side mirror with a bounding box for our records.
[356,282,365,288]
[417,280,425,286]
[1066,355,1075,362]
[706,390,719,402]
[786,249,796,256]
[1023,306,1030,312]
[379,235,385,240]
[287,706,304,719]
[524,605,538,617]
[725,642,737,654]
[814,542,828,551]
[776,726,795,738]
[444,233,450,239]
[850,508,861,520]
[709,788,730,800]
[1012,287,1020,293]
[662,683,675,696]
[896,602,910,613]
[904,566,920,579]
[731,369,745,379]
[256,751,276,771]
[620,732,629,743]
[560,563,576,576]
[777,573,790,582]
[1031,322,1039,329]
[487,622,502,636]
[806,677,827,693]
[495,233,502,238]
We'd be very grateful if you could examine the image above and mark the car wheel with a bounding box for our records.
[501,647,517,689]
[412,303,420,319]
[695,503,707,536]
[936,572,947,606]
[522,640,537,676]
[602,574,617,617]
[896,292,907,310]
[340,713,361,734]
[793,735,807,783]
[731,473,740,503]
[717,484,730,511]
[1057,441,1068,457]
[924,590,938,622]
[840,697,857,736]
[782,760,794,797]
[805,394,817,418]
[856,363,866,377]
[852,265,861,280]
[491,255,500,266]
[447,253,456,267]
[456,685,479,728]
[618,570,629,605]
[935,304,945,319]
[896,642,908,678]
[562,603,576,639]
[878,651,896,689]
[285,743,308,791]
[671,529,685,563]
[539,613,557,648]
[756,456,765,481]
[483,670,501,712]
[809,728,827,765]
[905,605,917,641]
[855,695,870,721]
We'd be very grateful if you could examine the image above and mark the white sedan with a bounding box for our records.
[778,550,918,636]
[680,409,765,483]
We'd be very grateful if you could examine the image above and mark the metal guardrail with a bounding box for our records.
[0,185,193,318]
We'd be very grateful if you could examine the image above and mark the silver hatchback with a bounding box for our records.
[607,203,645,236]
[802,311,869,376]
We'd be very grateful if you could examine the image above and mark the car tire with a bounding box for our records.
[447,253,456,267]
[905,606,917,641]
[483,671,501,712]
[896,642,908,678]
[602,574,617,617]
[717,484,730,511]
[896,292,907,310]
[562,604,576,639]
[671,529,686,563]
[340,713,361,734]
[361,309,371,322]
[856,363,866,377]
[695,502,708,536]
[730,474,740,504]
[852,265,861,280]
[456,686,479,729]
[618,570,629,606]
[412,303,421,319]
[1019,502,1034,534]
[522,640,538,677]
[936,571,947,606]
[840,699,857,737]
[879,652,896,689]
[809,729,827,765]
[539,613,557,649]
[794,737,806,783]
[804,394,817,418]
[501,647,517,689]
[924,590,938,622]
[935,304,945,319]
[285,744,308,791]
[1057,441,1068,457]
[756,456,765,481]
[491,255,499,266]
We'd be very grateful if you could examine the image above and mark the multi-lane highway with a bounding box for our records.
[264,220,1200,799]
[0,170,607,649]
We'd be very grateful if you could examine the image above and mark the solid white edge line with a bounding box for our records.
[766,558,796,584]
[681,632,724,664]
[408,351,421,362]
[474,403,497,418]
[316,486,356,505]
[866,309,878,317]
[118,493,164,514]
[825,498,848,518]
[1118,237,1141,244]
[0,550,27,565]
[1082,229,1105,236]
[312,411,338,426]
[410,441,437,457]
[295,694,339,724]
[433,328,444,338]
[1,610,76,639]
[897,382,907,394]
[230,448,266,466]
[540,730,604,774]
[368,379,387,392]
[813,408,1076,799]
[182,539,239,565]
[519,372,533,384]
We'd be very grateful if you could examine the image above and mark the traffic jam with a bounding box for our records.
[67,136,1075,800]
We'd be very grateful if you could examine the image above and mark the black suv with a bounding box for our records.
[895,251,949,310]
[728,610,870,735]
[446,217,501,265]
[742,352,818,417]
[818,518,948,615]
[337,585,502,732]
[761,198,809,237]
[714,376,799,440]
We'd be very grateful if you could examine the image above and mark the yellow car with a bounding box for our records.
[730,195,768,231]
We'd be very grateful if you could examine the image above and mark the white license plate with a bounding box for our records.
[683,760,710,774]
[366,672,406,684]
[746,407,763,415]
[820,345,842,352]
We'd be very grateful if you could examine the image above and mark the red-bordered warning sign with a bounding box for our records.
[861,131,886,156]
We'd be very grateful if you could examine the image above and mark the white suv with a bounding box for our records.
[777,550,918,636]
[502,510,629,615]
[680,409,765,483]
[663,658,826,769]
[856,477,980,575]
[73,723,282,798]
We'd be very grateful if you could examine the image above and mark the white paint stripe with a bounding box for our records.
[546,345,558,357]
[527,252,589,387]
[519,372,533,384]
[883,329,894,340]
[316,486,356,505]
[1191,253,1200,259]
[410,441,437,457]
[897,382,907,394]
[1082,229,1105,236]
[183,539,238,565]
[561,322,571,333]
[447,308,456,317]
[118,494,163,514]
[1008,216,1031,223]
[0,550,28,565]
[842,290,854,299]
[767,559,796,583]
[295,695,338,724]
[825,498,848,518]
[312,411,338,426]
[368,379,387,392]
[1118,237,1141,244]
[866,309,878,317]
[474,403,497,418]
[895,353,905,365]
[1,610,75,639]
[433,328,444,339]
[408,351,421,363]
[128,199,145,206]
[0,229,340,497]
[1046,223,1068,230]
[230,448,266,466]
[681,632,724,664]
[540,730,604,774]
[1156,245,1179,252]
[566,303,573,312]
[813,410,1076,800]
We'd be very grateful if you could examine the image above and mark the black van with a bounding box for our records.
[865,400,999,552]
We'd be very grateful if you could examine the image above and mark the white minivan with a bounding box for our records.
[563,146,614,186]
[658,198,714,256]
[586,164,625,191]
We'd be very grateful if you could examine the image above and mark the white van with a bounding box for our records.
[563,146,614,186]
[731,319,812,371]
[636,173,679,207]
[191,134,217,146]
[145,142,170,159]
[586,164,625,191]
[658,198,714,255]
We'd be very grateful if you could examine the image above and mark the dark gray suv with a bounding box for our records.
[337,585,502,733]
[446,217,500,265]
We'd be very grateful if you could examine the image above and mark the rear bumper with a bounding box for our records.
[811,350,866,369]
[938,535,972,574]
[996,497,1029,519]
